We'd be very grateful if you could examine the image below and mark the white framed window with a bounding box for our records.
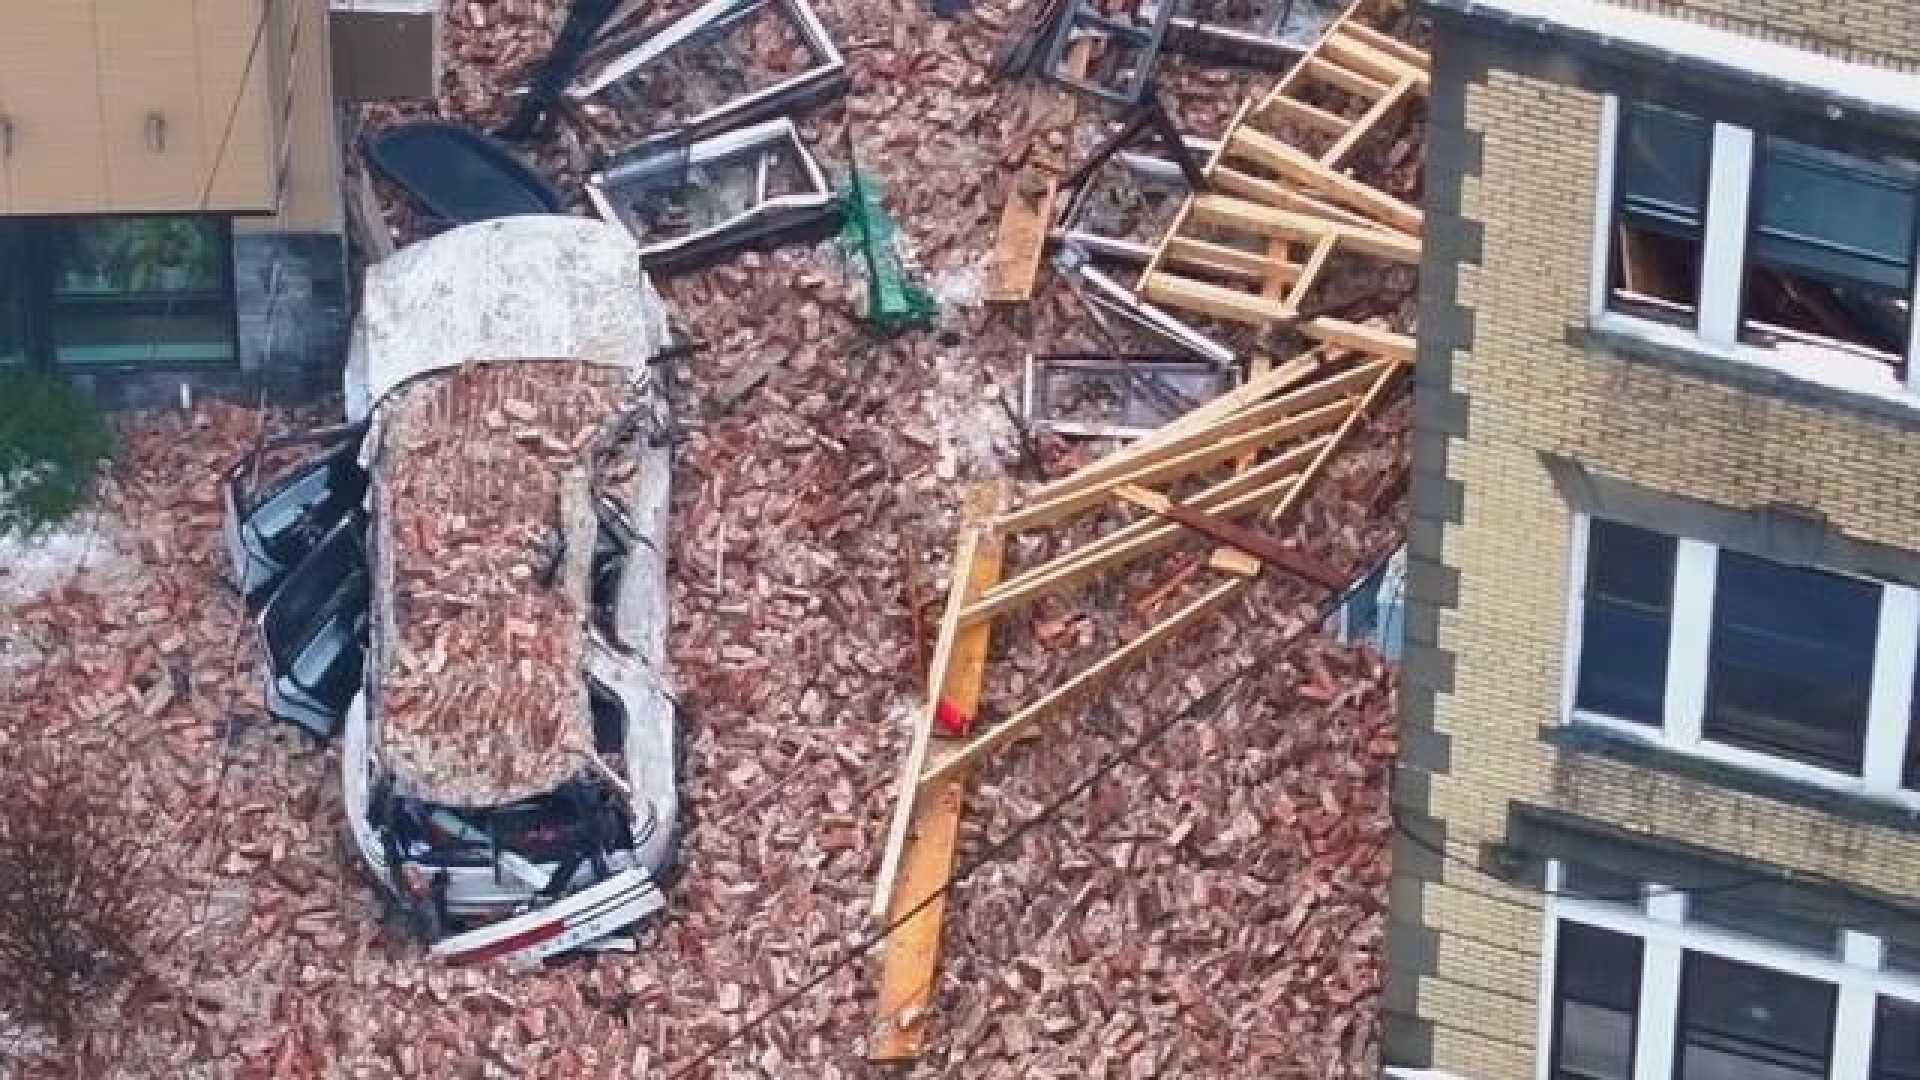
[1565,513,1920,804]
[1537,860,1920,1080]
[1591,95,1920,400]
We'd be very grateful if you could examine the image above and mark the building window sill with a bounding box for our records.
[1582,311,1920,431]
[1542,718,1920,834]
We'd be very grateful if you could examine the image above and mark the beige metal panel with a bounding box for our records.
[98,0,208,209]
[0,0,107,213]
[195,0,277,212]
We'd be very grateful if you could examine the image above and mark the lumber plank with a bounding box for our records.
[871,523,984,925]
[1341,21,1430,72]
[1300,317,1416,363]
[923,578,1250,788]
[961,450,1319,629]
[1188,193,1421,264]
[1264,359,1403,525]
[1019,354,1324,506]
[1325,29,1429,92]
[1143,271,1297,326]
[1019,356,1380,505]
[1324,75,1417,169]
[997,399,1351,533]
[870,509,1004,1060]
[1224,128,1423,234]
[1212,165,1385,232]
[1164,235,1291,283]
[1300,54,1389,100]
[1286,234,1339,310]
[1113,484,1347,589]
[985,40,1093,303]
[1264,93,1349,136]
[986,173,1058,303]
[1265,0,1367,101]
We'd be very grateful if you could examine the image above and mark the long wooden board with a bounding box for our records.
[869,509,1004,1060]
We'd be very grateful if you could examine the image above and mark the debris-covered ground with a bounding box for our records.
[0,0,1414,1076]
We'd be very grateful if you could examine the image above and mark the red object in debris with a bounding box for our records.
[934,697,973,737]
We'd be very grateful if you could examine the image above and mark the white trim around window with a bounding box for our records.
[1589,94,1920,400]
[1539,859,1920,1080]
[1565,513,1920,809]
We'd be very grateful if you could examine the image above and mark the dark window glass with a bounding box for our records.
[1743,137,1920,364]
[1874,996,1920,1080]
[1552,922,1642,1080]
[1577,520,1676,723]
[1705,551,1878,774]
[45,217,234,366]
[1610,102,1711,323]
[0,221,23,366]
[1678,952,1835,1080]
[1561,861,1645,905]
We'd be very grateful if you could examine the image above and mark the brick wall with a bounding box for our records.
[1389,19,1920,1077]
[1600,0,1920,71]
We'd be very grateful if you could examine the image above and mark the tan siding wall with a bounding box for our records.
[1406,66,1920,1077]
[1601,0,1920,71]
[0,0,294,215]
[237,0,342,234]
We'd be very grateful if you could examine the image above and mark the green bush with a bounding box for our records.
[0,372,114,536]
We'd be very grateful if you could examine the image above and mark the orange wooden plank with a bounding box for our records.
[869,505,1004,1060]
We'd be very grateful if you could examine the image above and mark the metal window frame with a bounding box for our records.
[586,116,840,276]
[1022,351,1236,440]
[1041,0,1176,106]
[568,0,847,147]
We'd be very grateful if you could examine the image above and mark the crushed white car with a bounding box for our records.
[226,216,681,966]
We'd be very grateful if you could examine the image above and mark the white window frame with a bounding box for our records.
[1537,859,1920,1080]
[1590,94,1920,399]
[1565,513,1920,809]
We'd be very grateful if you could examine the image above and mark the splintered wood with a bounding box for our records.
[373,360,631,807]
[1137,3,1427,344]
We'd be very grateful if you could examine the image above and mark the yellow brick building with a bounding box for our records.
[1389,1,1920,1077]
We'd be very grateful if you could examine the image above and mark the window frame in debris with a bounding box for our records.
[1591,94,1920,398]
[585,116,837,275]
[1565,513,1920,807]
[1022,352,1237,440]
[567,0,847,148]
[1537,859,1911,1080]
[1041,0,1177,106]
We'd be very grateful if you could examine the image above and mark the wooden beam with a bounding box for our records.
[997,399,1351,533]
[1324,75,1418,169]
[1164,235,1291,283]
[1019,354,1323,506]
[962,455,1315,629]
[1340,22,1430,73]
[986,173,1058,303]
[1020,356,1381,505]
[1188,193,1421,264]
[1325,29,1429,92]
[1264,93,1349,136]
[1143,271,1296,326]
[922,578,1249,789]
[1300,317,1416,364]
[869,507,1004,1061]
[871,524,984,925]
[1301,54,1389,100]
[1286,234,1339,311]
[1212,165,1387,232]
[1113,484,1347,589]
[1225,127,1423,235]
[1264,359,1403,526]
